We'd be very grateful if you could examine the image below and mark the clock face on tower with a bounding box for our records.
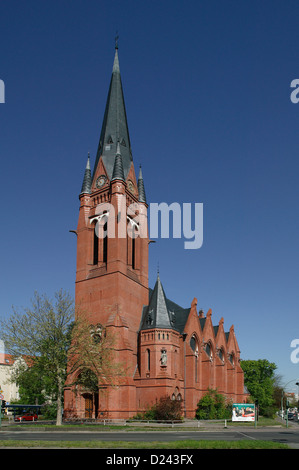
[96,175,107,188]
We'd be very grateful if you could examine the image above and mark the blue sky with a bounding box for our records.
[0,0,299,393]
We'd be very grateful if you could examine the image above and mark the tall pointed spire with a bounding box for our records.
[138,165,147,203]
[93,42,132,182]
[80,153,92,194]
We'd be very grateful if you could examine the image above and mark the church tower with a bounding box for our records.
[65,44,149,419]
[64,43,247,421]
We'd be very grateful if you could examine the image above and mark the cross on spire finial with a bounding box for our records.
[115,32,119,50]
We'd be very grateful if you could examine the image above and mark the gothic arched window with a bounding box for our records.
[190,335,199,382]
[92,212,108,265]
[204,342,213,361]
[127,217,138,269]
[218,347,224,362]
[93,220,99,265]
[146,349,151,371]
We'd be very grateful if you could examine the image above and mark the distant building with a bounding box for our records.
[64,45,248,420]
[0,354,21,403]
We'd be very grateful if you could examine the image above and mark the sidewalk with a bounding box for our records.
[1,417,298,431]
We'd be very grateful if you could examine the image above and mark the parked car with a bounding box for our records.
[14,412,38,422]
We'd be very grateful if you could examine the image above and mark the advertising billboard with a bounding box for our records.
[232,404,255,422]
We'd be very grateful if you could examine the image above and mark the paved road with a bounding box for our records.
[1,428,299,447]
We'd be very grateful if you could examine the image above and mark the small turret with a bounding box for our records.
[111,142,125,181]
[138,166,147,204]
[80,153,92,195]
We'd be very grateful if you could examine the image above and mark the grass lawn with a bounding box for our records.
[0,439,289,449]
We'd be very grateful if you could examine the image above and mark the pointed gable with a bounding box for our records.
[214,317,226,348]
[182,297,200,335]
[214,317,227,363]
[202,309,215,341]
[226,325,240,356]
[125,161,138,195]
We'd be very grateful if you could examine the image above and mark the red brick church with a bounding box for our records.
[64,45,247,419]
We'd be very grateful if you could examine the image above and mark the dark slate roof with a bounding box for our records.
[92,47,133,182]
[139,275,190,333]
[164,297,190,334]
[80,154,92,194]
[140,277,230,338]
[137,166,147,203]
[141,274,172,330]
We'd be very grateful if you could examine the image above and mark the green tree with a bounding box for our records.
[195,389,231,420]
[12,360,46,405]
[240,359,277,416]
[0,290,74,425]
[1,292,126,425]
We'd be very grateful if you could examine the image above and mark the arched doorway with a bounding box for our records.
[76,368,99,419]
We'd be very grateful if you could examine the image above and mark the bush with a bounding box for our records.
[143,406,157,421]
[195,389,231,420]
[261,405,276,419]
[154,396,183,421]
[137,396,183,421]
[42,403,58,420]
